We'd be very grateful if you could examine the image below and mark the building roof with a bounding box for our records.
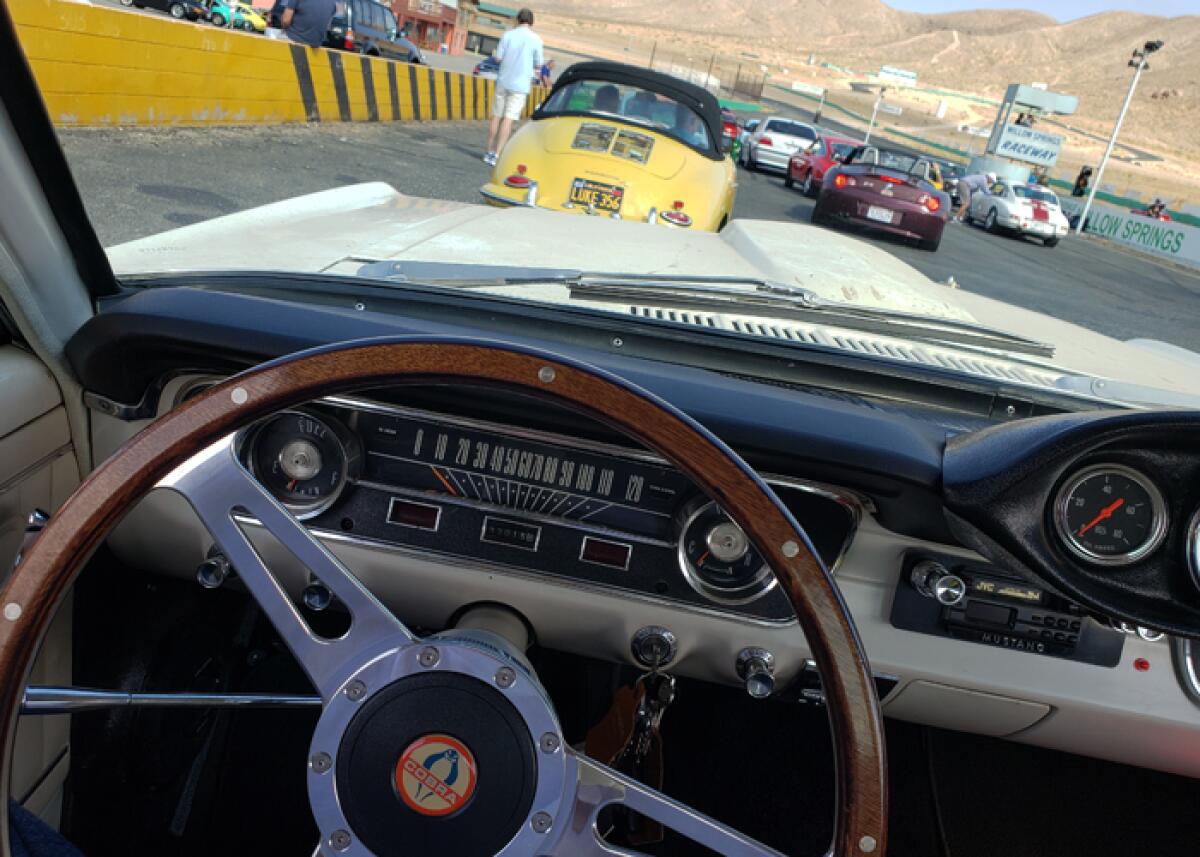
[476,1,517,16]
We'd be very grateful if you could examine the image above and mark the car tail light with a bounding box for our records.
[833,174,853,189]
[759,136,773,146]
[924,195,941,212]
[344,29,355,49]
[878,175,903,184]
[660,201,692,227]
[504,165,532,188]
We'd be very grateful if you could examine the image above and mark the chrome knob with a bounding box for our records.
[196,554,232,589]
[910,561,966,606]
[736,647,776,699]
[706,521,749,563]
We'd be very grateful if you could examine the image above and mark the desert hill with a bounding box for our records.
[536,1,1199,158]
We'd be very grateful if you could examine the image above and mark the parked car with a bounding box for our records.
[119,0,209,19]
[480,61,736,231]
[326,0,421,62]
[812,145,950,251]
[966,180,1070,247]
[720,108,738,150]
[784,133,862,197]
[738,116,818,172]
[208,0,264,30]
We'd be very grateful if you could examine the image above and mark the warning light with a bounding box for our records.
[1134,658,1150,672]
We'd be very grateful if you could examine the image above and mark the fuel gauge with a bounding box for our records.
[246,411,360,519]
[677,499,774,604]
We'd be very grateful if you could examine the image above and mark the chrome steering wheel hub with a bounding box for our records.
[308,632,569,857]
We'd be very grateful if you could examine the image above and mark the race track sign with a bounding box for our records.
[996,123,1063,167]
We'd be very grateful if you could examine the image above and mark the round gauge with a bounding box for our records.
[247,411,359,518]
[1187,508,1200,592]
[1053,464,1168,566]
[677,499,774,604]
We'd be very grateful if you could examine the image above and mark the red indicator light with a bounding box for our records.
[925,195,941,212]
[580,536,631,570]
[516,163,527,174]
[1134,658,1150,672]
[673,200,685,211]
[387,498,441,531]
[878,175,903,184]
[833,174,848,189]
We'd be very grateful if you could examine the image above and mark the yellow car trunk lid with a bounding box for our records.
[541,118,687,180]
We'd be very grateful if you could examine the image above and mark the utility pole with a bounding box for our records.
[864,86,887,144]
[648,40,656,69]
[704,50,716,90]
[1076,39,1163,235]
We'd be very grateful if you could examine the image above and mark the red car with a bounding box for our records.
[720,109,738,147]
[785,134,862,197]
[811,145,950,252]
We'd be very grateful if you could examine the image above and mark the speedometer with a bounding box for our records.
[1053,464,1167,566]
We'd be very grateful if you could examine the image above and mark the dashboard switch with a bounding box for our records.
[736,647,776,699]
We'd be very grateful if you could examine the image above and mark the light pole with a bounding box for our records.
[864,86,887,144]
[1076,39,1163,235]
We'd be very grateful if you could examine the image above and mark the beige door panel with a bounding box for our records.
[0,345,80,823]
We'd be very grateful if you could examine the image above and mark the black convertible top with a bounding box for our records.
[535,61,724,161]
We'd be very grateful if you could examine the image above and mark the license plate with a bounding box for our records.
[866,205,893,223]
[569,178,623,213]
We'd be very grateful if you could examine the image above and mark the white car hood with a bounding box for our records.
[107,183,1197,404]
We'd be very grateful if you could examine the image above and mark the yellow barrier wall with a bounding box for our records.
[12,0,548,127]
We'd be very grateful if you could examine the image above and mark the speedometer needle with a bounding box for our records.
[1078,497,1124,537]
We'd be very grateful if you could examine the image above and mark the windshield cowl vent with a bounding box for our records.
[628,305,1063,391]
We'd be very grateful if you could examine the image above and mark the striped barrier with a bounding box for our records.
[12,0,548,127]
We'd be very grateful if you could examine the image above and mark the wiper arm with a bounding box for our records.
[350,260,1053,358]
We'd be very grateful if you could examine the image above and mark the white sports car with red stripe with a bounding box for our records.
[967,180,1070,247]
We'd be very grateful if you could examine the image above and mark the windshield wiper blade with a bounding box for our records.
[350,261,1053,358]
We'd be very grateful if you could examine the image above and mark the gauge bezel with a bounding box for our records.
[1052,463,1168,567]
[244,409,359,520]
[1186,507,1200,593]
[677,499,776,605]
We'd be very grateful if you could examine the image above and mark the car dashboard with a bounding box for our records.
[72,285,1200,781]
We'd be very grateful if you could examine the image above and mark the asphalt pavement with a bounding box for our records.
[58,119,1200,352]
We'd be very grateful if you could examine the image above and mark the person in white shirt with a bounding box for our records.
[483,8,544,166]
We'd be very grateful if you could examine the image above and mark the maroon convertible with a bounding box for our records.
[810,146,951,252]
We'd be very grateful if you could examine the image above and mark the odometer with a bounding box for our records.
[1053,464,1167,566]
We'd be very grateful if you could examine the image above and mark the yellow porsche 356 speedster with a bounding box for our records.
[480,61,737,231]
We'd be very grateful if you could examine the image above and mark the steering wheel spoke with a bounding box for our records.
[158,435,414,700]
[545,750,787,857]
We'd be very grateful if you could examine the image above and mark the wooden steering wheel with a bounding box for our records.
[0,338,886,856]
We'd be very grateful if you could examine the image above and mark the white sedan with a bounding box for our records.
[738,116,817,172]
[967,181,1070,247]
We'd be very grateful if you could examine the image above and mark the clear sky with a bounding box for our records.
[888,0,1194,20]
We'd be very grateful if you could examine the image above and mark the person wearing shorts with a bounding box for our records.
[483,8,543,167]
[956,171,996,222]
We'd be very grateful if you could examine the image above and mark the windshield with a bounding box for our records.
[764,119,815,139]
[12,1,1199,408]
[1013,185,1059,205]
[829,142,857,160]
[540,80,714,153]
